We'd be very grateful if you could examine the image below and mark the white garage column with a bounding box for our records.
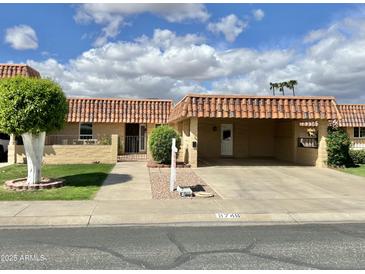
[316,120,329,168]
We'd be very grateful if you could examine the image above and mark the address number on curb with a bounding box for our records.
[215,213,241,219]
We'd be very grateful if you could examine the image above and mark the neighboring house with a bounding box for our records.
[52,97,172,160]
[0,64,40,78]
[1,63,365,167]
[338,104,365,150]
[0,64,40,159]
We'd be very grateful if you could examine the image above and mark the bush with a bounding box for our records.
[149,125,181,164]
[349,149,365,165]
[326,126,352,167]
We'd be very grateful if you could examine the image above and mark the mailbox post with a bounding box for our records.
[170,138,178,192]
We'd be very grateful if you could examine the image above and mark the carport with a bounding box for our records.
[169,94,340,168]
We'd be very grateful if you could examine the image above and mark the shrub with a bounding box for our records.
[349,149,365,165]
[0,77,68,135]
[149,125,181,164]
[326,126,352,167]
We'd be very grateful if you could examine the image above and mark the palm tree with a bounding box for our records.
[270,82,276,96]
[286,80,298,96]
[278,82,287,96]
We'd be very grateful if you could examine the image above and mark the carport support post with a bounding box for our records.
[316,120,328,168]
[189,117,198,168]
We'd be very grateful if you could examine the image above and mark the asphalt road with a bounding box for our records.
[1,223,365,269]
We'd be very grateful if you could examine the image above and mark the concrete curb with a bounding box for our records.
[0,211,365,229]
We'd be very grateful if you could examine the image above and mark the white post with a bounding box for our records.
[170,138,177,192]
[21,132,46,185]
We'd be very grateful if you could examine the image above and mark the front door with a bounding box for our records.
[221,124,233,156]
[139,124,147,152]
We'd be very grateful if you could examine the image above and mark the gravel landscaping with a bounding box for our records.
[148,168,220,200]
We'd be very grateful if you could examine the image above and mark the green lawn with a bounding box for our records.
[0,164,114,200]
[338,164,365,177]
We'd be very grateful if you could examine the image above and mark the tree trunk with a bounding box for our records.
[21,132,46,185]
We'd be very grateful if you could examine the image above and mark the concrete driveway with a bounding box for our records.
[195,158,365,200]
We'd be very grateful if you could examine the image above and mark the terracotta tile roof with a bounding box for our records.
[338,104,365,127]
[169,94,340,122]
[67,97,172,124]
[0,64,40,78]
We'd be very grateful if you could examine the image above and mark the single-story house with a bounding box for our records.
[168,94,339,167]
[1,64,365,167]
[337,104,365,150]
[53,97,172,159]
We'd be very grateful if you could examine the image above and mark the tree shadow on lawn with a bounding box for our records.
[60,173,132,187]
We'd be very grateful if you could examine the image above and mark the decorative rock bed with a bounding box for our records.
[148,168,219,200]
[5,178,64,191]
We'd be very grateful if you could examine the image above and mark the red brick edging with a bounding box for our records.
[5,178,64,191]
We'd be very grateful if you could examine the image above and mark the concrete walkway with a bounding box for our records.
[94,162,152,200]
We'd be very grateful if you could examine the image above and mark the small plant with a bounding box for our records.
[349,149,365,165]
[149,125,181,164]
[326,126,352,167]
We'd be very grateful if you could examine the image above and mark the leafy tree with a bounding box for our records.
[326,126,352,167]
[149,125,181,164]
[0,77,68,184]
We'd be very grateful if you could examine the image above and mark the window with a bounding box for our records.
[80,123,93,139]
[354,127,365,138]
[0,133,10,140]
[222,130,231,140]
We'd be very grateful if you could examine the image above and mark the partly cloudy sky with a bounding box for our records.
[1,3,365,102]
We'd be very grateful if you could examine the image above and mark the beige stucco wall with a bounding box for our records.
[274,120,295,162]
[49,122,161,156]
[177,117,328,167]
[9,135,118,164]
[146,123,156,160]
[52,122,125,154]
[343,127,365,149]
[197,118,276,159]
[174,118,198,167]
[51,123,79,135]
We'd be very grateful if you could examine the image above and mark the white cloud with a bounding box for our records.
[4,25,38,50]
[75,3,209,46]
[136,29,205,50]
[26,28,290,100]
[27,14,365,103]
[207,14,247,42]
[252,9,265,21]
